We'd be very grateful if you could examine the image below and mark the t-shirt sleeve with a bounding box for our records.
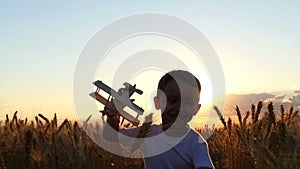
[192,141,214,169]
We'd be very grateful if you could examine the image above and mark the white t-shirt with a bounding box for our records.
[119,124,214,169]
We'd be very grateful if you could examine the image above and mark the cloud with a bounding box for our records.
[264,95,286,103]
[223,92,300,117]
[289,94,300,108]
[223,93,275,116]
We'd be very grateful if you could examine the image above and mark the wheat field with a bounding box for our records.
[208,101,300,169]
[0,101,299,169]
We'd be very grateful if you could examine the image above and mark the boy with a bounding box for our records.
[104,70,214,169]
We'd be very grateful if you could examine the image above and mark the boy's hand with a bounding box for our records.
[103,112,120,142]
[106,113,120,131]
[102,100,120,131]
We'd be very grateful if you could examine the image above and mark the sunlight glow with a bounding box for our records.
[94,34,215,126]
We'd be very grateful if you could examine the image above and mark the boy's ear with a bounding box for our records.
[154,96,160,110]
[194,104,201,115]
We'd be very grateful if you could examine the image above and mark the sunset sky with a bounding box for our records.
[1,1,300,122]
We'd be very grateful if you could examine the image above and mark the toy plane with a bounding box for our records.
[90,80,144,126]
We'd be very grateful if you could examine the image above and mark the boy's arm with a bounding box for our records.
[103,114,120,142]
[103,114,141,148]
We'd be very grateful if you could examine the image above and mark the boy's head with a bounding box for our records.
[154,70,201,131]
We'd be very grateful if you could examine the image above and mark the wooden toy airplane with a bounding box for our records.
[90,80,144,126]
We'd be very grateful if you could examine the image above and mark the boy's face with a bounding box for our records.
[157,80,200,131]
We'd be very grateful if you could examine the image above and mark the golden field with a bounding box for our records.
[0,101,299,169]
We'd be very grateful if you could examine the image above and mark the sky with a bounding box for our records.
[1,1,300,122]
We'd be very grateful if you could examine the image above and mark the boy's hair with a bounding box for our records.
[157,70,201,98]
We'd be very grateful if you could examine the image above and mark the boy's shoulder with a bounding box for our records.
[186,128,206,144]
[175,128,207,153]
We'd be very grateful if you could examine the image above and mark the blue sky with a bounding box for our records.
[0,1,300,119]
